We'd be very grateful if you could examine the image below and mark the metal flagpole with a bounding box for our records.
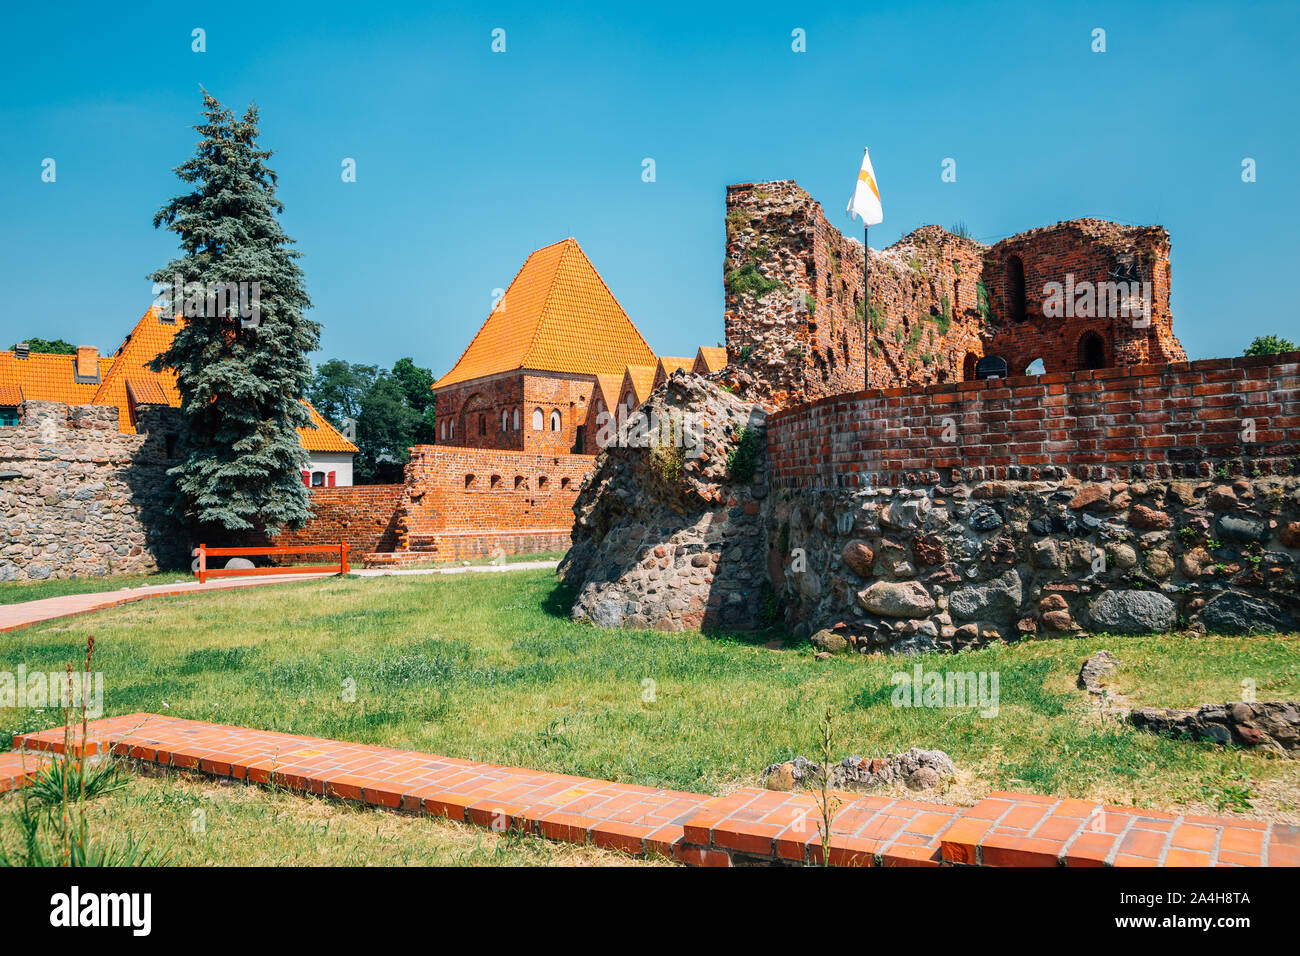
[864,225,870,389]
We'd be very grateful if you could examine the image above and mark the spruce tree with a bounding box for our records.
[149,91,319,535]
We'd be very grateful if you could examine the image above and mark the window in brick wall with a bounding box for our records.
[479,414,486,436]
[311,471,325,487]
[440,421,446,441]
[538,475,549,490]
[561,477,571,490]
[513,408,520,430]
[1078,332,1106,370]
[464,473,475,489]
[963,352,978,381]
[0,406,20,427]
[549,410,561,431]
[490,474,501,489]
[1007,255,1027,322]
[501,409,509,432]
[532,408,543,430]
[514,475,526,490]
[164,434,178,458]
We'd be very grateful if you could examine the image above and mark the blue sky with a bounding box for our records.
[1,1,1295,371]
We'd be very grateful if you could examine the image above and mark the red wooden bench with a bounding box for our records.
[192,543,350,584]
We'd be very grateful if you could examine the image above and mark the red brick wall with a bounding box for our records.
[399,445,594,548]
[768,353,1300,487]
[982,220,1185,375]
[248,485,405,554]
[432,371,595,454]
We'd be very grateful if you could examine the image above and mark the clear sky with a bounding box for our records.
[1,1,1295,372]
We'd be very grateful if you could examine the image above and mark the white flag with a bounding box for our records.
[847,148,883,227]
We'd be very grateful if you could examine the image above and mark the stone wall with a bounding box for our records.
[560,373,769,632]
[770,473,1300,653]
[0,401,187,582]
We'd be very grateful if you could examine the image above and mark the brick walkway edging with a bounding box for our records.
[7,714,1296,867]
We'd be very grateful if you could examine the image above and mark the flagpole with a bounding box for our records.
[864,224,870,389]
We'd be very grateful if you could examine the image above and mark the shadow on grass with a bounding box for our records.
[541,579,795,648]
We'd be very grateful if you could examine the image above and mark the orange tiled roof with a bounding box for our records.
[433,238,658,390]
[95,308,183,433]
[125,379,170,406]
[0,351,109,406]
[590,373,623,414]
[620,364,657,408]
[297,399,359,453]
[652,356,693,390]
[0,384,24,405]
[0,306,356,455]
[693,345,728,375]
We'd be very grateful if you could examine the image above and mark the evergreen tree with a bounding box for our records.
[149,91,320,535]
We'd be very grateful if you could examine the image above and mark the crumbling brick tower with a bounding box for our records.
[981,219,1186,375]
[723,180,1187,410]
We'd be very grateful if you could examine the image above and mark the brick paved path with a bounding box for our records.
[0,575,333,634]
[0,562,560,634]
[7,714,1294,867]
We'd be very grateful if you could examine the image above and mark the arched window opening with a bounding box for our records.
[1079,332,1106,370]
[514,475,527,490]
[531,408,543,430]
[1007,255,1026,322]
[962,352,978,382]
[490,474,502,489]
[538,476,550,490]
[464,473,475,489]
[501,410,509,432]
[479,414,486,436]
[512,408,520,430]
[1025,358,1046,376]
[549,410,561,432]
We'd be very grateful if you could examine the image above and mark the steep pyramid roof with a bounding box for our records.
[433,238,657,390]
[693,345,728,375]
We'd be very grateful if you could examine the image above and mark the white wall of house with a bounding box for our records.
[303,452,354,487]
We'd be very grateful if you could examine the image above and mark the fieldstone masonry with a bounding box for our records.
[0,401,187,582]
[561,373,768,632]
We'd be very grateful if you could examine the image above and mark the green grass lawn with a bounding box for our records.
[0,570,193,605]
[1,569,1297,823]
[0,769,666,866]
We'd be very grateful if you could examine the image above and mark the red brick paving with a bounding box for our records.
[6,714,1293,867]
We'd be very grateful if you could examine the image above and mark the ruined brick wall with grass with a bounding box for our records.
[0,401,188,581]
[721,180,1187,412]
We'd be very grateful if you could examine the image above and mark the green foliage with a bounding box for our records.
[976,280,991,320]
[10,337,76,354]
[649,443,685,485]
[935,296,952,335]
[1244,335,1298,356]
[950,222,971,239]
[854,300,865,327]
[803,294,816,316]
[147,91,318,535]
[306,358,435,483]
[726,206,751,231]
[726,426,760,482]
[725,260,783,298]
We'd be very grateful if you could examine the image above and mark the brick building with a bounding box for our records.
[0,306,357,485]
[431,237,660,456]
